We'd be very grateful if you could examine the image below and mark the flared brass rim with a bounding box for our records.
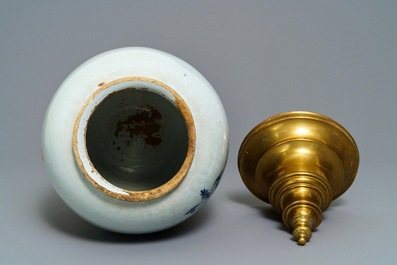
[238,111,359,202]
[73,77,196,202]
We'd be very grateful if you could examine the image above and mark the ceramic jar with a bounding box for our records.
[42,47,228,233]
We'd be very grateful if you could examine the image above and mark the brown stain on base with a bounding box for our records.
[73,76,196,202]
[115,106,163,146]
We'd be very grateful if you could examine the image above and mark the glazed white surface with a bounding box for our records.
[42,47,229,233]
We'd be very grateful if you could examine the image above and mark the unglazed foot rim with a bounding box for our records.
[42,47,228,233]
[73,77,196,202]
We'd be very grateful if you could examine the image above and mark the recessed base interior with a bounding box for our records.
[85,88,189,191]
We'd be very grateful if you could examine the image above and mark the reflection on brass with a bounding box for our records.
[238,111,359,245]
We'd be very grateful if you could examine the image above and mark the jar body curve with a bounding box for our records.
[42,47,228,233]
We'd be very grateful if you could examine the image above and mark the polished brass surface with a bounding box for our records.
[238,111,359,245]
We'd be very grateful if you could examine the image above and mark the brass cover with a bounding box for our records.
[238,111,359,245]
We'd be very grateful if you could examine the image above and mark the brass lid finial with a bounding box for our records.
[238,111,359,245]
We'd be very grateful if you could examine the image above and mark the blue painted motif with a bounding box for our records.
[185,173,222,215]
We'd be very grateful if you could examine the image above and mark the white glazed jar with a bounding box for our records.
[42,47,228,233]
